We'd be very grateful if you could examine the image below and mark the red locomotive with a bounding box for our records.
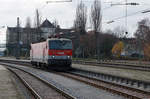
[30,38,72,70]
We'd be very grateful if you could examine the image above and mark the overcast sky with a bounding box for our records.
[0,0,150,37]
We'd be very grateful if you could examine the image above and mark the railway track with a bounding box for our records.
[73,60,150,71]
[51,71,150,99]
[3,64,75,99]
[1,62,126,99]
[1,59,150,99]
[1,58,150,71]
[1,59,150,89]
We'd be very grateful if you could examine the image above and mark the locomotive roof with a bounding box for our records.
[47,38,71,41]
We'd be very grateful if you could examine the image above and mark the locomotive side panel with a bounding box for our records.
[30,41,47,64]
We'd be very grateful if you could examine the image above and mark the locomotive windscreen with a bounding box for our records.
[49,40,72,50]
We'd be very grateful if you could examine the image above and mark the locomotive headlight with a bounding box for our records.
[52,56,55,59]
[68,56,72,59]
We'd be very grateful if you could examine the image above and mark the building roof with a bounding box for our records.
[40,19,55,28]
[119,38,137,44]
[48,38,71,41]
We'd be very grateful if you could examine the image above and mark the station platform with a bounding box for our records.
[0,65,22,99]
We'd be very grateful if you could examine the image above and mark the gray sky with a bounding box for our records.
[0,0,150,37]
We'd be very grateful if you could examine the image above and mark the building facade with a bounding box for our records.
[120,38,144,57]
[6,19,56,56]
[0,26,7,56]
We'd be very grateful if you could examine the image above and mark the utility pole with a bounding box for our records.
[105,2,140,40]
[125,0,127,37]
[109,1,139,37]
[16,17,20,59]
[35,9,41,42]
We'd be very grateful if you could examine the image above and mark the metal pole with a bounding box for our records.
[16,17,20,59]
[97,32,100,61]
[125,0,128,37]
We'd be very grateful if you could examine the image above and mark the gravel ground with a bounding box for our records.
[61,72,150,99]
[39,71,125,99]
[15,64,126,99]
[9,67,67,99]
[0,65,23,99]
[72,64,150,82]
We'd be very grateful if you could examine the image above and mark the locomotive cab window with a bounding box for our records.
[49,40,72,50]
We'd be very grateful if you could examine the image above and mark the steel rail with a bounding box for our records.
[68,71,150,94]
[53,71,150,99]
[1,59,150,89]
[73,68,150,90]
[1,58,150,71]
[1,63,76,99]
[73,60,150,72]
[7,67,42,99]
[0,58,150,99]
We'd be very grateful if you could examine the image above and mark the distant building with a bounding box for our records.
[114,38,144,57]
[6,19,76,56]
[6,19,56,56]
[123,38,144,57]
[0,26,7,56]
[6,27,38,56]
[40,19,56,38]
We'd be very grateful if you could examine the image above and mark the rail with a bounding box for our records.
[1,62,76,99]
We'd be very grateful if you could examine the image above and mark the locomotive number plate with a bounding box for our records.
[58,52,64,54]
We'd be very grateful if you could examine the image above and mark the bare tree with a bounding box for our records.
[34,9,42,41]
[26,17,31,28]
[90,0,102,60]
[113,26,126,38]
[52,19,59,33]
[34,9,42,28]
[73,0,87,58]
[74,0,87,35]
[53,19,58,28]
[135,18,150,44]
[25,17,32,43]
[25,17,32,57]
[134,18,150,58]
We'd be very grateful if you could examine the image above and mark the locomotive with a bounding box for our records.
[30,37,72,70]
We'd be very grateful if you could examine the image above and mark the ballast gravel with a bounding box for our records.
[7,64,126,99]
[9,67,67,99]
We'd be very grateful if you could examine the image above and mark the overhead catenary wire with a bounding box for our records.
[105,7,150,24]
[46,0,72,3]
[102,0,125,10]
